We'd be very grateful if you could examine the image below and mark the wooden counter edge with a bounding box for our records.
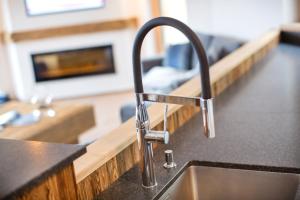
[16,165,78,200]
[280,23,300,32]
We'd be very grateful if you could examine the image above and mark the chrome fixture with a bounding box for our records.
[133,17,215,188]
[163,150,176,169]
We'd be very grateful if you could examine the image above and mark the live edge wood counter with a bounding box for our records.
[0,139,86,200]
[73,29,280,199]
[0,102,95,144]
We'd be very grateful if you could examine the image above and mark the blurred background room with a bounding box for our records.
[0,0,299,144]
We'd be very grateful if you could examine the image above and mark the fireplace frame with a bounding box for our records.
[31,44,116,82]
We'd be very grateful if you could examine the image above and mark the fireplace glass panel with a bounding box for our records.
[32,45,115,82]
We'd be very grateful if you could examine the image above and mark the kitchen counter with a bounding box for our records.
[98,42,300,199]
[0,139,86,199]
[0,102,95,143]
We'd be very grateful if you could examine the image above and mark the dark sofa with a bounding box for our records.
[0,91,9,104]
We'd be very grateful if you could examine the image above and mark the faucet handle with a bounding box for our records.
[144,104,170,144]
[145,130,169,144]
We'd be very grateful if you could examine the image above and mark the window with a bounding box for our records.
[25,0,105,16]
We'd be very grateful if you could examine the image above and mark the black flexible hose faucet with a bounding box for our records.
[133,17,212,98]
[133,17,215,188]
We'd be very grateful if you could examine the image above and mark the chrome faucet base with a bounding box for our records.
[136,94,215,188]
[142,184,158,189]
[136,101,170,188]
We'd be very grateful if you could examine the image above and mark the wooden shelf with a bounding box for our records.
[281,23,300,32]
[5,17,138,42]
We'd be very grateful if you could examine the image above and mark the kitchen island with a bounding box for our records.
[0,139,86,199]
[98,41,300,199]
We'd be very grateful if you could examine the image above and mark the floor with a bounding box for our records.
[57,90,134,144]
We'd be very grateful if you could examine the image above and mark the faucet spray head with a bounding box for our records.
[200,98,215,138]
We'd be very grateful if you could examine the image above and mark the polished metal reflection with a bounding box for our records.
[200,98,215,138]
[145,130,169,144]
[139,93,201,106]
[136,93,215,188]
[163,150,176,169]
[136,102,169,188]
[138,93,215,138]
[133,17,215,188]
[158,165,300,200]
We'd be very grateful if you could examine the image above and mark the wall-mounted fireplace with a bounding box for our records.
[32,45,115,82]
[9,24,134,100]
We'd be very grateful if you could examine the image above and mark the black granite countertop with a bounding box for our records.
[0,139,86,199]
[99,43,300,200]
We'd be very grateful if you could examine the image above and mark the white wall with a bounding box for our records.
[0,2,13,94]
[10,30,135,100]
[133,0,157,58]
[160,0,188,45]
[0,0,159,98]
[0,44,12,93]
[187,0,299,40]
[4,0,138,32]
[1,0,147,99]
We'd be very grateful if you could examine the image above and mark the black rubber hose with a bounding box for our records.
[132,17,212,99]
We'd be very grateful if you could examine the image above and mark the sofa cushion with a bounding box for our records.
[191,32,214,69]
[206,40,226,65]
[0,91,9,104]
[163,43,192,70]
[120,103,136,123]
[143,66,198,94]
[210,35,243,59]
[192,34,243,68]
[196,32,214,50]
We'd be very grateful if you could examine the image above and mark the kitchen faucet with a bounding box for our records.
[133,17,215,188]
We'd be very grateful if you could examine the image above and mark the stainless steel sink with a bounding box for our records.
[157,163,300,200]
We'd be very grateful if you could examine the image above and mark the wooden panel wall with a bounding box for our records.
[74,30,280,200]
[17,165,77,200]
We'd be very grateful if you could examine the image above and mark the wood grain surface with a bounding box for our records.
[5,18,138,42]
[0,101,95,143]
[17,165,78,200]
[281,23,300,32]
